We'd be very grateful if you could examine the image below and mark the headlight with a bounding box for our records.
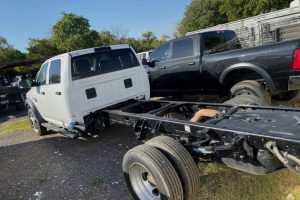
[0,94,7,98]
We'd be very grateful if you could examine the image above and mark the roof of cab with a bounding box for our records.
[43,44,131,63]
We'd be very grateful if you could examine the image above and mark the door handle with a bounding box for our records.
[188,62,196,66]
[160,66,167,69]
[41,92,45,95]
[55,92,61,95]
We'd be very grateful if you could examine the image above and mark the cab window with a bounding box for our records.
[149,43,170,62]
[37,63,48,85]
[172,38,194,59]
[49,59,61,84]
[204,31,241,55]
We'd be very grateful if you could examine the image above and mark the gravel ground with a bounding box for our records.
[0,125,141,200]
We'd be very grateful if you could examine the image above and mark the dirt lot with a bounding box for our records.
[0,125,140,200]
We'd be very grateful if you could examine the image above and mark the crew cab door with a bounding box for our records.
[166,36,200,90]
[43,58,68,126]
[31,62,49,117]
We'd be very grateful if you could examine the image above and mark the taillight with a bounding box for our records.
[291,49,300,70]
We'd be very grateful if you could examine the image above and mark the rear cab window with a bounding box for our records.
[71,48,140,80]
[203,31,241,55]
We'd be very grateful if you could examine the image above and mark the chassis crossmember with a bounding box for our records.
[96,99,300,175]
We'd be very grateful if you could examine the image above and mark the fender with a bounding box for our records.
[219,63,277,94]
[25,98,46,123]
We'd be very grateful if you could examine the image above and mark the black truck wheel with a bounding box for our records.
[28,109,47,136]
[123,144,184,200]
[146,136,200,200]
[230,80,271,105]
[223,94,264,106]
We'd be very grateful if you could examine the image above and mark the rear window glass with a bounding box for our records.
[204,31,241,55]
[71,48,140,80]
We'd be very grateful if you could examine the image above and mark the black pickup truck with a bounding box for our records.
[143,30,300,104]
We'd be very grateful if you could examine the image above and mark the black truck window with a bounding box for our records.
[149,43,170,62]
[49,59,61,84]
[204,31,241,55]
[172,38,193,59]
[71,48,139,80]
[37,63,48,85]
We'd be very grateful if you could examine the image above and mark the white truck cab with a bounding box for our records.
[26,44,150,136]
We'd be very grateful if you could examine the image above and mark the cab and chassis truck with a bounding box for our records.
[25,44,300,200]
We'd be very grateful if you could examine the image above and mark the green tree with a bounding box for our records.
[178,0,293,36]
[216,0,293,21]
[0,36,12,49]
[27,38,60,59]
[52,13,100,52]
[126,37,142,52]
[140,32,160,51]
[98,31,117,46]
[177,0,227,36]
[0,48,25,63]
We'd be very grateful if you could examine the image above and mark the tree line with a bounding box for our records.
[0,0,293,75]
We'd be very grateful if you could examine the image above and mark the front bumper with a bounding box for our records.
[288,76,300,90]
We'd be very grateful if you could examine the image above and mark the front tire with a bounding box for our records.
[28,109,47,136]
[230,80,271,105]
[123,144,184,200]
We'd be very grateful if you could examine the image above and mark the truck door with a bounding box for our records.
[147,43,172,91]
[43,58,68,127]
[164,36,200,91]
[31,62,49,117]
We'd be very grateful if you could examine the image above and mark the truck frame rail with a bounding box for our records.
[98,99,300,175]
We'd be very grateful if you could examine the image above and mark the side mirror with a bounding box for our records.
[141,58,155,68]
[147,61,155,68]
[31,79,39,87]
[141,58,147,65]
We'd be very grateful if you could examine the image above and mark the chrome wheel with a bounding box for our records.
[129,163,160,200]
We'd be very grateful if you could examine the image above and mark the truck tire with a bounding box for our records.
[123,144,184,200]
[273,90,299,101]
[223,94,264,106]
[28,109,47,136]
[146,136,200,200]
[230,80,271,105]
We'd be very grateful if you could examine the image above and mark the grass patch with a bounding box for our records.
[90,177,103,188]
[197,163,300,200]
[0,118,31,136]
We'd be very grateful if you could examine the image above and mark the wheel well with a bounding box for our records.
[222,69,265,93]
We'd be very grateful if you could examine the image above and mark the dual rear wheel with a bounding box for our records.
[123,136,200,200]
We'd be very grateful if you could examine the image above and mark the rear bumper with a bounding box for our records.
[288,76,300,90]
